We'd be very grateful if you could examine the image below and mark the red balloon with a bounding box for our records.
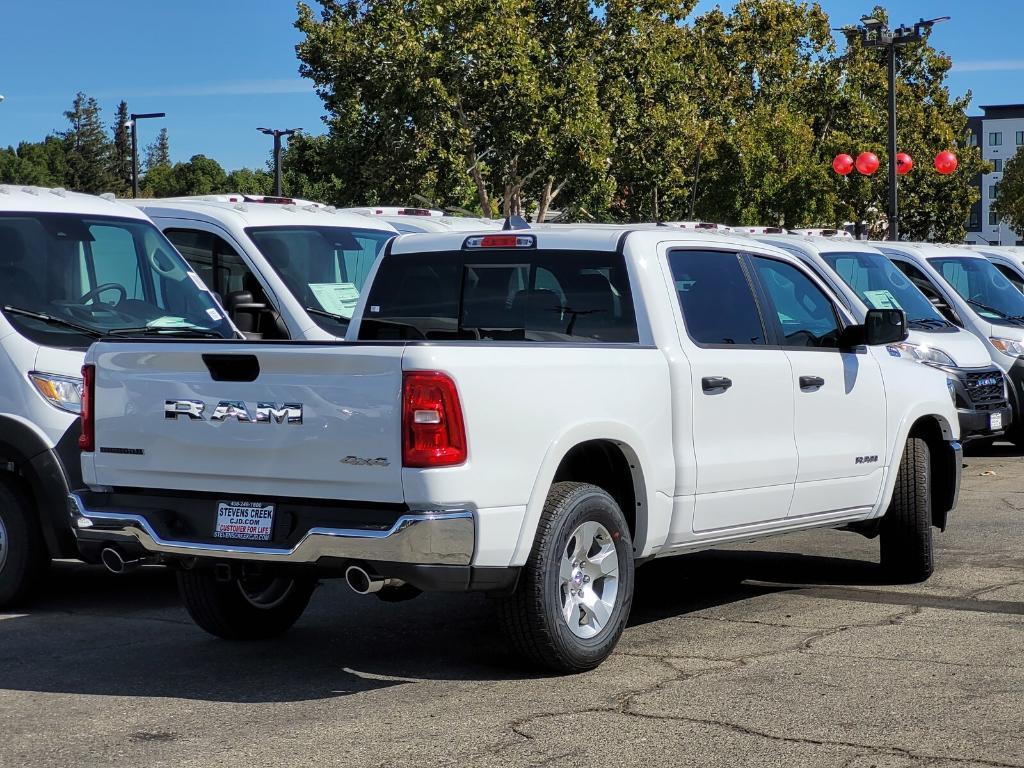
[855,152,880,175]
[832,153,855,176]
[895,152,913,175]
[935,150,958,175]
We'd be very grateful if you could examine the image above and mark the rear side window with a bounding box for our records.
[358,249,637,343]
[668,250,767,345]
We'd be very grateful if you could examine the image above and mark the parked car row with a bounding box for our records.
[0,185,1004,672]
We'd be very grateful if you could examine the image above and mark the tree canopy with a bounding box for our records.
[294,0,985,237]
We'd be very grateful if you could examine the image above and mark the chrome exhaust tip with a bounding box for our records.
[345,565,403,595]
[100,546,147,574]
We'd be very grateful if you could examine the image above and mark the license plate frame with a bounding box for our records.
[990,412,1003,431]
[214,500,275,542]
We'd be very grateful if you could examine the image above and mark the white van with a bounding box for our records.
[881,243,1024,444]
[0,186,238,605]
[131,196,398,340]
[972,247,1024,293]
[350,212,503,234]
[759,235,1011,441]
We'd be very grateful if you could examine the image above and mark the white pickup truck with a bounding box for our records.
[70,227,962,672]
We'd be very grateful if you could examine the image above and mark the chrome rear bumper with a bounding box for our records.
[68,492,475,566]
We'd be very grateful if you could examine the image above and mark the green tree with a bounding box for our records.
[0,137,69,186]
[226,167,273,195]
[60,92,113,193]
[142,154,228,197]
[144,127,171,172]
[296,0,612,218]
[110,100,133,195]
[992,151,1024,236]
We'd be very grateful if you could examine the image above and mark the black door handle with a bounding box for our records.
[799,375,825,390]
[702,376,733,392]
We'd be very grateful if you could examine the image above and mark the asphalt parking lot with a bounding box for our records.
[1,446,1022,768]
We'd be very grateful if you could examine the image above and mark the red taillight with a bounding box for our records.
[78,364,95,452]
[402,371,467,467]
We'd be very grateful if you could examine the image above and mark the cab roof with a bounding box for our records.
[129,197,398,233]
[388,224,795,259]
[756,233,884,256]
[0,185,150,220]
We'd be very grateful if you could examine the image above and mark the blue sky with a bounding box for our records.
[0,1,1020,171]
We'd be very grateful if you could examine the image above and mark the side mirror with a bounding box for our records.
[839,308,908,348]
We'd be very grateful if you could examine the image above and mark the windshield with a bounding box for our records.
[821,250,949,329]
[245,226,393,333]
[929,256,1024,326]
[0,213,234,348]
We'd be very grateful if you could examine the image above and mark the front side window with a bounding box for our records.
[751,257,841,348]
[165,229,255,301]
[668,250,767,346]
[359,248,638,343]
[246,226,393,334]
[929,256,1024,326]
[0,213,234,348]
[992,263,1024,293]
[822,250,949,329]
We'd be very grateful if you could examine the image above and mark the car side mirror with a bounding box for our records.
[840,309,908,348]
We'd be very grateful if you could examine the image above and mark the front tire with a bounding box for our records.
[497,482,635,673]
[177,569,316,640]
[0,477,50,609]
[880,437,933,583]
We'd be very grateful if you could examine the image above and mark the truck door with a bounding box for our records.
[747,255,886,517]
[667,249,798,532]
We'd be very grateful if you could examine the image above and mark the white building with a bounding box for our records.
[966,104,1024,246]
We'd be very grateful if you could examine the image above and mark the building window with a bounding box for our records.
[1017,131,1024,146]
[970,210,980,228]
[990,211,1000,226]
[990,132,1003,146]
[990,184,1000,199]
[993,159,1003,173]
[970,133,978,147]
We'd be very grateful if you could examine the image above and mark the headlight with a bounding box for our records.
[989,337,1024,357]
[28,372,84,414]
[890,342,957,367]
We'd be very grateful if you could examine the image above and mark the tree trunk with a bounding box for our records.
[536,177,554,223]
[467,148,491,218]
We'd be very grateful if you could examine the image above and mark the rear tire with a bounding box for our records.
[177,569,316,640]
[497,482,634,674]
[0,476,50,609]
[880,437,933,583]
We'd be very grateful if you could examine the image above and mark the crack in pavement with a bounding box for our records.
[471,605,1023,768]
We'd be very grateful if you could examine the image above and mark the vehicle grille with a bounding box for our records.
[964,369,1006,410]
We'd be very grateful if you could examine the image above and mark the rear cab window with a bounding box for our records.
[357,245,638,343]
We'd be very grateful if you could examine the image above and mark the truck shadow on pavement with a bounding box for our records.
[0,549,897,702]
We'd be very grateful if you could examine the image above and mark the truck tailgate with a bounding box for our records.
[85,342,405,503]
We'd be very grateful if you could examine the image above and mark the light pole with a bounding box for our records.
[128,111,165,198]
[842,16,949,241]
[257,128,301,197]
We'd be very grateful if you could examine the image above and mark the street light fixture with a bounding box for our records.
[128,111,166,198]
[257,127,301,197]
[839,15,950,241]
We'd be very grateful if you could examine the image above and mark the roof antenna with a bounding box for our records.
[502,214,531,231]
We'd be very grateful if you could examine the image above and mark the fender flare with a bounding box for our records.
[874,405,956,520]
[509,420,672,566]
[0,414,79,558]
